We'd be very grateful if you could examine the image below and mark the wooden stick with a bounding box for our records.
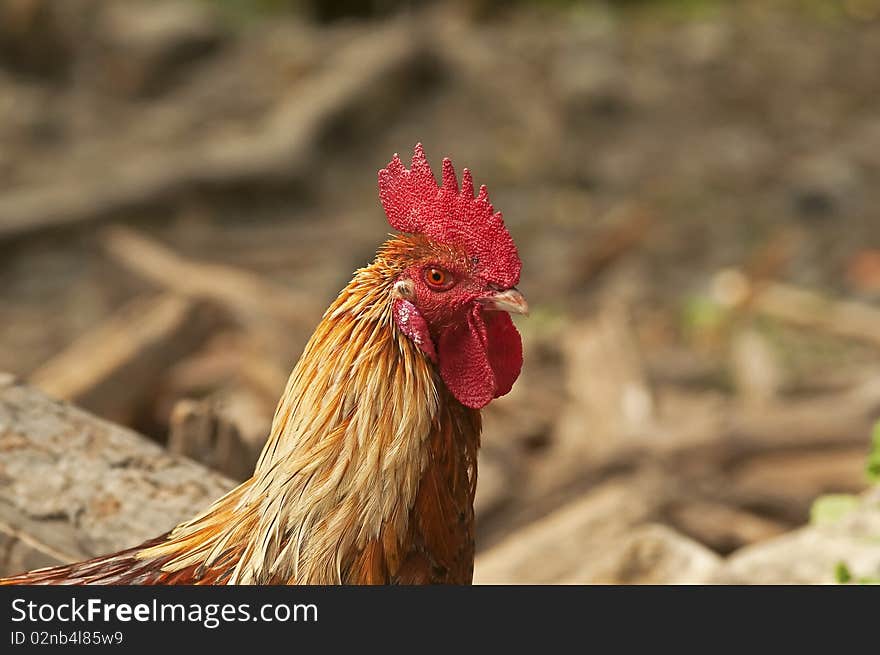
[28,293,220,424]
[167,398,258,481]
[753,282,880,349]
[100,225,319,328]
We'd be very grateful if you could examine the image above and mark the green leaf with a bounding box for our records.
[681,295,727,333]
[866,421,880,484]
[810,494,860,526]
[835,561,880,585]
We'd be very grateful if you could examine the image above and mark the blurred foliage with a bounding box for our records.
[821,421,880,584]
[834,561,852,583]
[679,295,730,347]
[810,494,860,526]
[867,421,880,484]
[835,562,880,585]
[810,421,880,529]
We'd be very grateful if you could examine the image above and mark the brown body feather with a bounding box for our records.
[0,235,482,585]
[349,386,480,584]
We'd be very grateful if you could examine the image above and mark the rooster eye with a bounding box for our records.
[424,267,453,289]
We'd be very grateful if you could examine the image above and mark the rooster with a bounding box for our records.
[0,144,527,585]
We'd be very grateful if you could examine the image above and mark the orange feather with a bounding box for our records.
[1,235,484,585]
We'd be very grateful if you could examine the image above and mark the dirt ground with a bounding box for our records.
[1,0,880,581]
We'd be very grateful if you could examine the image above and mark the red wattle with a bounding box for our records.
[483,310,523,398]
[437,306,523,409]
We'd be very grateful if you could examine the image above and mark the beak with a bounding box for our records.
[478,287,529,316]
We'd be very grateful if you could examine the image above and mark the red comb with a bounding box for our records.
[378,143,521,289]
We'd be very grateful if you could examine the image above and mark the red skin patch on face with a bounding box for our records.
[393,299,437,362]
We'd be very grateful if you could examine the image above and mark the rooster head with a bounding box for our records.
[378,143,527,410]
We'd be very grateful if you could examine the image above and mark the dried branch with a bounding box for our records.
[28,293,221,424]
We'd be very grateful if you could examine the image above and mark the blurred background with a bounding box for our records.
[1,0,880,583]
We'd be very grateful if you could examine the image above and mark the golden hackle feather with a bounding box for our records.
[1,235,482,585]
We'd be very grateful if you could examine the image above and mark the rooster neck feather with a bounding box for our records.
[135,236,481,584]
